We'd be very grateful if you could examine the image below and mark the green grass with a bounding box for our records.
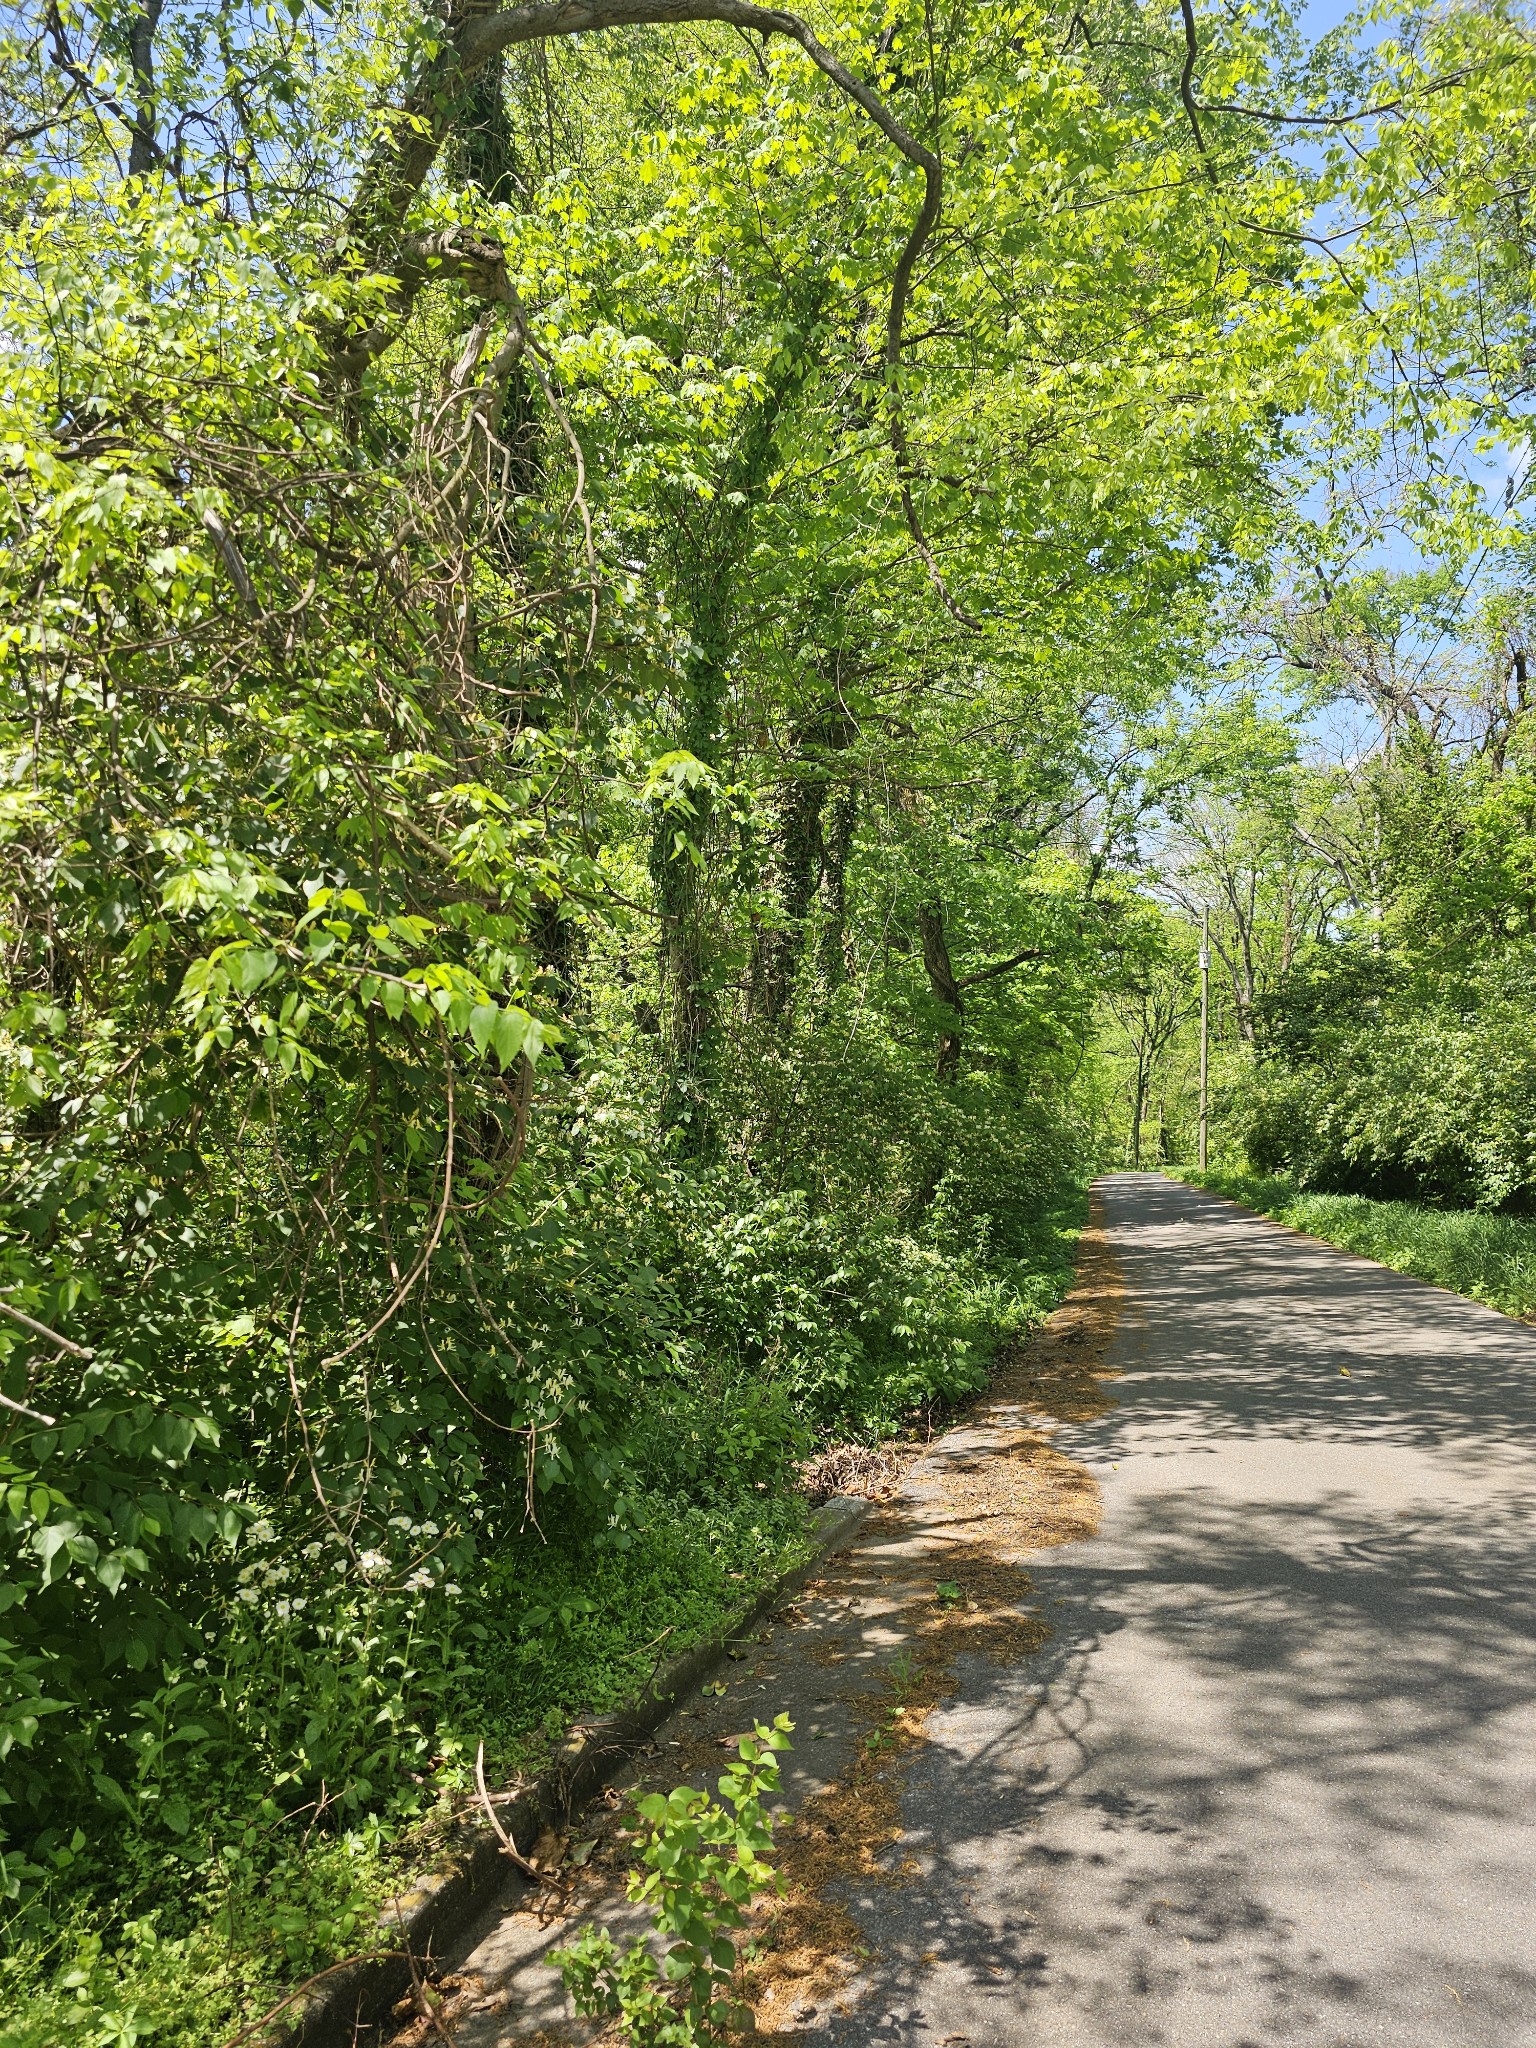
[1173,1169,1536,1323]
[473,1490,818,1776]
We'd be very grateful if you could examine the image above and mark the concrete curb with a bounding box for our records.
[285,1493,872,2046]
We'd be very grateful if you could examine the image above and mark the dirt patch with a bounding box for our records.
[743,1193,1125,2034]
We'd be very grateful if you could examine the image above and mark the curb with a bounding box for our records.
[285,1493,872,2046]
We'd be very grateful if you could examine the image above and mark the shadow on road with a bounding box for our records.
[820,1174,1536,2048]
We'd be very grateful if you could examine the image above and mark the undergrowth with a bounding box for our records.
[0,1182,1086,2048]
[0,1490,817,2048]
[1175,1169,1536,1322]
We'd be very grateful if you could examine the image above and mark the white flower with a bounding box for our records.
[444,1584,461,1598]
[302,1542,323,1561]
[275,1599,291,1619]
[420,1521,440,1538]
[388,1515,412,1531]
[404,1569,435,1593]
[249,1519,276,1545]
[192,1657,208,1672]
[357,1549,389,1580]
[236,1588,259,1606]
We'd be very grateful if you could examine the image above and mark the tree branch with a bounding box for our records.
[0,1296,94,1361]
[338,0,974,624]
[958,945,1046,990]
[1176,0,1217,186]
[916,903,963,1011]
[127,0,164,177]
[44,0,164,170]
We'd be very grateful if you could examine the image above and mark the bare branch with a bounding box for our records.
[474,1740,542,1878]
[959,945,1046,990]
[0,1389,57,1427]
[0,1296,93,1360]
[200,508,256,608]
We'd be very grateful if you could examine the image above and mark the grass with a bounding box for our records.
[1173,1168,1536,1323]
[473,1489,819,1776]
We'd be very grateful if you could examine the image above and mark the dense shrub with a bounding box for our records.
[0,1011,1083,2044]
[1240,949,1536,1209]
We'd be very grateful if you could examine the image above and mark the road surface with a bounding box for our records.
[833,1172,1536,2046]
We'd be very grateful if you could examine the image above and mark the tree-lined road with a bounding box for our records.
[830,1173,1536,2046]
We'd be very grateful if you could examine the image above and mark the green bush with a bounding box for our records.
[0,1083,1083,2046]
[1241,948,1536,1209]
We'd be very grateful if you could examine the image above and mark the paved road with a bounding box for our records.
[835,1172,1536,2047]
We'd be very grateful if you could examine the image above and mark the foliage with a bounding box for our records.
[1238,948,1536,1208]
[553,1716,793,2047]
[3,0,1526,2035]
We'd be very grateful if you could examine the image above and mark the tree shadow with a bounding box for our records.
[815,1175,1536,2045]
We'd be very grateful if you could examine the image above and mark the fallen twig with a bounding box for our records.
[474,1739,542,1880]
[392,1901,456,2043]
[216,1948,404,2048]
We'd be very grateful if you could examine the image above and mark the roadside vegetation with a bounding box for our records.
[1,0,1532,2041]
[1175,1172,1536,1325]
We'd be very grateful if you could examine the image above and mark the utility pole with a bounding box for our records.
[1198,906,1210,1171]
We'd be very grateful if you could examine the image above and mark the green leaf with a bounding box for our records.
[235,947,278,993]
[489,1005,529,1069]
[96,1553,129,1596]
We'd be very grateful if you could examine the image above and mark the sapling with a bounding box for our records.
[553,1715,793,2046]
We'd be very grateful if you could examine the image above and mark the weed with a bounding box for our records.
[553,1717,794,2045]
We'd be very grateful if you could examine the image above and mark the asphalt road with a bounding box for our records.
[831,1172,1536,2047]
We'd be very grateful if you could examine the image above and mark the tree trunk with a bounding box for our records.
[1129,1065,1146,1168]
[816,787,857,993]
[652,281,830,1144]
[652,643,726,1149]
[127,0,163,176]
[531,891,583,1074]
[751,774,826,1024]
[916,902,964,1083]
[751,707,857,1024]
[456,51,521,201]
[453,55,581,1061]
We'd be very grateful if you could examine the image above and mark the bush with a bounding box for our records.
[1240,948,1536,1209]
